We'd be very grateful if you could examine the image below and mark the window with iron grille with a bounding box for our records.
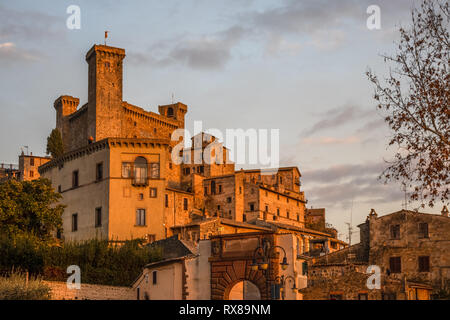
[149,163,160,179]
[122,162,132,178]
[133,157,148,185]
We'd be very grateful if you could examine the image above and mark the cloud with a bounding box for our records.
[302,105,374,136]
[0,5,63,42]
[302,161,403,208]
[302,162,385,184]
[128,26,248,70]
[307,178,404,207]
[301,136,360,145]
[0,42,41,63]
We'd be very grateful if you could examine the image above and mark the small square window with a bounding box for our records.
[389,257,401,273]
[138,193,144,200]
[227,197,232,203]
[358,293,368,300]
[150,188,157,198]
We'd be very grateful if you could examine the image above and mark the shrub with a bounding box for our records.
[0,236,162,287]
[0,272,50,300]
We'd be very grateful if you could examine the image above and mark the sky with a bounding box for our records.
[0,0,442,242]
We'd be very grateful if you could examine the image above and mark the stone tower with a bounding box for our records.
[86,45,126,142]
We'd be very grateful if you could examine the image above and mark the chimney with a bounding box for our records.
[442,206,449,217]
[369,208,378,220]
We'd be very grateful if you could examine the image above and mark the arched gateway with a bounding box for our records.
[209,232,280,300]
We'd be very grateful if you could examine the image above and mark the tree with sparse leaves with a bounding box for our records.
[46,129,64,158]
[367,0,449,207]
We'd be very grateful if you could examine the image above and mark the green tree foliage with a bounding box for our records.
[46,128,64,158]
[0,179,64,241]
[41,239,162,286]
[0,237,162,286]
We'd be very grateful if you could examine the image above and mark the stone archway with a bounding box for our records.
[228,280,261,300]
[211,259,269,300]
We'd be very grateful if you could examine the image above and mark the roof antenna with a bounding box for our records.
[171,93,174,104]
[345,198,354,246]
[104,31,109,45]
[402,182,407,210]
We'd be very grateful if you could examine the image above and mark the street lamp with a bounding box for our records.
[251,240,289,272]
[275,275,297,300]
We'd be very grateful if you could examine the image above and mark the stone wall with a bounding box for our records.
[44,281,135,300]
[368,210,450,292]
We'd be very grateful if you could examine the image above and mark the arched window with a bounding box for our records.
[167,107,174,117]
[134,157,148,185]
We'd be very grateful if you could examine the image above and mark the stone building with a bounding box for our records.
[0,152,50,183]
[0,163,19,183]
[132,232,309,300]
[17,152,50,181]
[38,43,343,251]
[300,208,450,300]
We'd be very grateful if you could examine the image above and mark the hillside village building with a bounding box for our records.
[38,43,344,252]
[0,153,50,183]
[300,208,450,300]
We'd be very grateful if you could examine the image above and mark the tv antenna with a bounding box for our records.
[402,182,408,210]
[104,31,109,45]
[22,146,29,156]
[345,198,354,246]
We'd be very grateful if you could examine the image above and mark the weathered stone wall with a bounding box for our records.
[44,281,135,300]
[368,210,450,292]
[164,188,194,236]
[19,155,50,181]
[204,175,236,219]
